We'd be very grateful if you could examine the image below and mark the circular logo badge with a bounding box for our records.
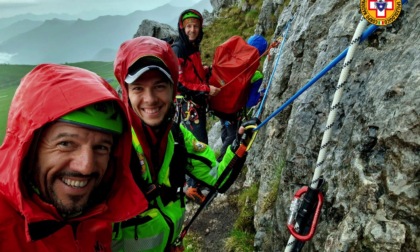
[360,0,402,26]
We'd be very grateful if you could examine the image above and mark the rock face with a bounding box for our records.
[133,1,419,250]
[132,19,177,41]
[239,0,419,251]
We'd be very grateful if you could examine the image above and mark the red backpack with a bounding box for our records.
[208,36,260,118]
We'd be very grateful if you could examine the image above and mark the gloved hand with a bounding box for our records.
[231,117,261,153]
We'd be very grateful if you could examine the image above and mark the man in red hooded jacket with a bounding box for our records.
[112,36,259,251]
[171,8,221,203]
[0,64,148,251]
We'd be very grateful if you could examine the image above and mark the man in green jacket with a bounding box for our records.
[112,36,259,251]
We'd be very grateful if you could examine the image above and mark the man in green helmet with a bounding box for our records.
[171,9,221,204]
[0,63,147,251]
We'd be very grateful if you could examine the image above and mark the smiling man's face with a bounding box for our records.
[35,122,113,216]
[127,70,173,127]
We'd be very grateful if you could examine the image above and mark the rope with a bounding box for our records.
[284,16,368,252]
[254,22,382,131]
[254,18,293,119]
[311,18,367,188]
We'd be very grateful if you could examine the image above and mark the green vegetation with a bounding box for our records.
[261,159,284,213]
[225,230,255,252]
[0,64,36,89]
[0,85,16,143]
[183,232,202,252]
[0,61,115,143]
[225,183,259,251]
[183,182,259,251]
[65,61,118,87]
[201,1,265,66]
[233,183,259,233]
[222,159,284,251]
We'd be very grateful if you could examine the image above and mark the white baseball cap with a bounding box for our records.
[125,56,173,84]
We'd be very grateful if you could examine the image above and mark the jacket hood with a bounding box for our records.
[114,36,179,130]
[114,36,179,173]
[177,9,204,49]
[114,36,179,99]
[0,64,147,235]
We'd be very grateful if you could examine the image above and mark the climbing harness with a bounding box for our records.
[175,95,202,129]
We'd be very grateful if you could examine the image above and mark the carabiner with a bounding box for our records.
[287,186,324,242]
[243,125,258,151]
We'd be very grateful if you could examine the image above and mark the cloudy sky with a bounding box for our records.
[0,0,201,19]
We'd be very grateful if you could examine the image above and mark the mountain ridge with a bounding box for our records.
[0,1,212,64]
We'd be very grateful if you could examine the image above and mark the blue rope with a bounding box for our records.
[255,17,293,118]
[255,0,408,131]
[254,23,380,131]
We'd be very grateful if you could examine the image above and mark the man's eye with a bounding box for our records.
[58,141,70,147]
[155,84,168,90]
[132,86,143,92]
[95,145,111,154]
[57,141,74,149]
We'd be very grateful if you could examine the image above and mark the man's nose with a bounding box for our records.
[143,88,157,103]
[71,147,95,174]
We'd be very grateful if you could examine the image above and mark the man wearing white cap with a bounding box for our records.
[112,36,259,251]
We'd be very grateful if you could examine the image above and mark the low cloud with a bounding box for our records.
[0,52,16,64]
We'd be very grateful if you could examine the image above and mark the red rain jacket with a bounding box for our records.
[0,64,148,251]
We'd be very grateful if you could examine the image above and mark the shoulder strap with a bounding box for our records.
[169,123,188,189]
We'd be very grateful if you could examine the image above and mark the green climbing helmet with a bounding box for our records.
[59,101,123,134]
[182,11,200,21]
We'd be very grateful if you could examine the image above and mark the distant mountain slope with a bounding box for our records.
[0,1,213,64]
[0,19,43,43]
[0,13,76,30]
[0,19,78,64]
